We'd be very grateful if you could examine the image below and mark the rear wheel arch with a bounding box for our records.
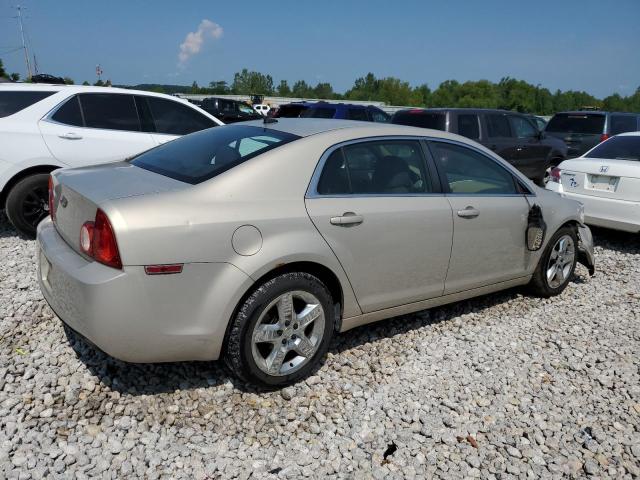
[1,165,61,210]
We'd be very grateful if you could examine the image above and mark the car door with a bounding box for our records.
[509,114,549,180]
[39,93,156,167]
[305,139,453,313]
[428,140,530,294]
[137,96,219,145]
[482,113,521,168]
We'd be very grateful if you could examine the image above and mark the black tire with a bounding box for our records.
[5,173,51,238]
[528,225,578,297]
[224,272,335,388]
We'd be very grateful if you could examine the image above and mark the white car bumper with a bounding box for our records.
[546,183,640,233]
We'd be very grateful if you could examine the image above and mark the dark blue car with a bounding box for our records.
[275,101,389,123]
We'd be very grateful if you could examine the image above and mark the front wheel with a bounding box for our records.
[224,272,335,388]
[528,226,578,297]
[5,173,51,238]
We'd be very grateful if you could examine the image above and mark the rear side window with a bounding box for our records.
[546,113,605,134]
[0,91,55,118]
[275,104,307,118]
[392,111,445,130]
[51,95,83,126]
[585,135,640,161]
[132,125,299,184]
[346,108,368,121]
[144,97,216,135]
[486,114,512,138]
[430,141,517,194]
[610,115,638,135]
[301,107,336,119]
[457,114,480,139]
[317,140,430,195]
[79,93,140,131]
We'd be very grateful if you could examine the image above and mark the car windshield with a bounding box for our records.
[131,125,300,184]
[546,113,605,134]
[301,107,336,119]
[392,111,446,130]
[585,135,640,161]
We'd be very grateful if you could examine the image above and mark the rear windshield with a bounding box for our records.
[0,91,55,118]
[301,107,336,119]
[131,125,300,184]
[276,104,308,118]
[392,111,446,130]
[585,135,640,161]
[546,113,605,134]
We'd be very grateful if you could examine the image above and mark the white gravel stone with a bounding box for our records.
[1,214,639,479]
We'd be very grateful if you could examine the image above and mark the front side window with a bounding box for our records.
[317,140,430,195]
[51,95,83,126]
[610,115,638,135]
[0,91,55,118]
[457,114,480,139]
[430,141,518,194]
[145,97,216,135]
[132,125,299,184]
[301,107,336,119]
[510,116,537,138]
[486,114,512,138]
[346,108,368,121]
[585,135,640,161]
[79,93,140,131]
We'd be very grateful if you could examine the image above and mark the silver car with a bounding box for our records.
[37,119,595,387]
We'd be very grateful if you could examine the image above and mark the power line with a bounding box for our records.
[11,4,32,77]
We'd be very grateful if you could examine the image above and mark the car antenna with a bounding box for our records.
[263,116,278,124]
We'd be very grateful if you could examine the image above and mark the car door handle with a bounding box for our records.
[457,206,480,219]
[330,212,364,226]
[58,132,82,140]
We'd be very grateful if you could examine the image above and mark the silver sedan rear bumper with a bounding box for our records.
[36,218,253,363]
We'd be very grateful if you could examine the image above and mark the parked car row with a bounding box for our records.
[274,101,390,123]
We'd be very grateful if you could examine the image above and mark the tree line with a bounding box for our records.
[2,59,639,114]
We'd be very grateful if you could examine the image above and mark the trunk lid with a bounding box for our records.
[558,157,640,201]
[51,162,188,255]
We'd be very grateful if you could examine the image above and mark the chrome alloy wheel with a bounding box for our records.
[546,234,575,288]
[251,290,325,377]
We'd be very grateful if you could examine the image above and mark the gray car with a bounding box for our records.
[37,119,595,387]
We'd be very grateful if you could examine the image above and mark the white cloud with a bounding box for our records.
[178,19,223,67]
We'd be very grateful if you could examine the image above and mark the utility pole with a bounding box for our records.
[13,5,32,79]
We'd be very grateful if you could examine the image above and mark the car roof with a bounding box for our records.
[617,131,640,137]
[395,107,514,114]
[554,111,639,116]
[0,83,191,101]
[239,117,463,139]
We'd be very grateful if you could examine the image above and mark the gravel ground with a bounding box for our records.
[1,211,639,479]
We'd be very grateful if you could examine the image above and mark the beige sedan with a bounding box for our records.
[38,119,594,387]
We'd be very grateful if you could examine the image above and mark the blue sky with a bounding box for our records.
[1,0,639,98]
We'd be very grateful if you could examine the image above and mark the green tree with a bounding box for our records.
[63,77,74,85]
[94,79,105,87]
[291,80,313,98]
[9,72,20,82]
[208,80,229,94]
[276,80,291,97]
[0,58,6,77]
[82,80,90,86]
[231,69,274,95]
[313,82,334,99]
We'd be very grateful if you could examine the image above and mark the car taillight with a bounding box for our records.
[48,175,56,221]
[550,167,562,183]
[600,133,609,143]
[78,209,122,269]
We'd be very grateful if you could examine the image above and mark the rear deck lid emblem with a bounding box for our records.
[599,165,609,173]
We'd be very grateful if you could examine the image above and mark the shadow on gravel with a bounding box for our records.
[590,226,639,255]
[0,212,21,240]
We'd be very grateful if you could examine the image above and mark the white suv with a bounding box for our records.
[0,84,224,236]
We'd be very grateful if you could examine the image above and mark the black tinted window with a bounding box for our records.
[346,108,369,121]
[301,107,336,119]
[79,94,140,131]
[370,109,390,123]
[430,141,517,194]
[510,116,537,138]
[546,113,605,134]
[610,115,638,135]
[585,135,640,161]
[318,140,429,195]
[276,104,307,118]
[392,111,445,130]
[145,97,216,135]
[132,125,299,184]
[0,91,55,118]
[51,95,83,126]
[457,114,480,139]
[486,114,512,138]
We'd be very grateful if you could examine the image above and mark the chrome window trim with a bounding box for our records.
[306,135,537,199]
[305,135,443,199]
